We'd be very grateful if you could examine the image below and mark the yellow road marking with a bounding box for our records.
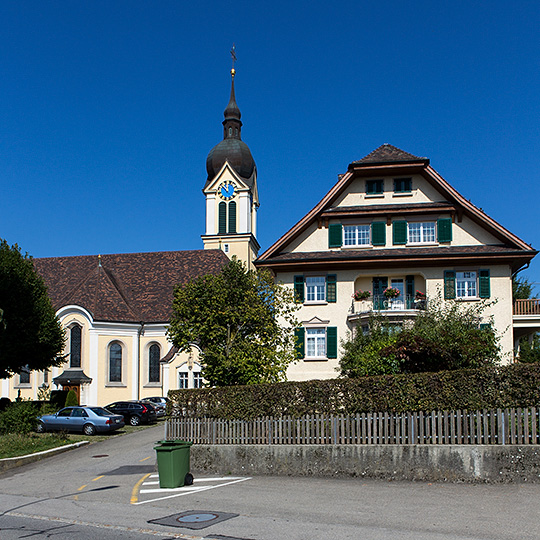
[131,473,151,504]
[139,456,151,462]
[77,484,87,491]
[92,475,104,481]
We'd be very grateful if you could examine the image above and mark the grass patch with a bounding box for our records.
[0,421,163,459]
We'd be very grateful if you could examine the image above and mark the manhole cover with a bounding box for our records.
[149,510,238,530]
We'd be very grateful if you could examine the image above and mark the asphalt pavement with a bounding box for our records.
[0,423,539,539]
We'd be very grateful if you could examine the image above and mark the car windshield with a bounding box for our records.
[90,407,114,417]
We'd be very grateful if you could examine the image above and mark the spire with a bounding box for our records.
[222,46,242,140]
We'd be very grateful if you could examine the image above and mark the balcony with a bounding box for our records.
[348,295,428,325]
[513,299,540,340]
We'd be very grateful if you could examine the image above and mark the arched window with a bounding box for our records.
[148,344,160,383]
[228,201,237,233]
[70,324,82,368]
[218,201,227,234]
[109,343,122,382]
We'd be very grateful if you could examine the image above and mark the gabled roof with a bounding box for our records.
[256,145,536,269]
[350,144,429,166]
[34,249,229,323]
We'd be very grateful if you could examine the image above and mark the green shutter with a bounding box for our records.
[294,327,305,359]
[371,222,386,246]
[479,323,491,330]
[479,269,490,298]
[294,275,304,303]
[328,224,343,248]
[406,275,415,308]
[228,201,237,233]
[326,274,337,303]
[326,327,337,359]
[373,277,388,310]
[218,202,227,234]
[437,218,452,243]
[444,270,456,299]
[393,221,407,245]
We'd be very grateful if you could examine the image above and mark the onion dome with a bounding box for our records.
[206,69,256,183]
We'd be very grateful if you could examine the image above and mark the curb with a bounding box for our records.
[0,441,89,473]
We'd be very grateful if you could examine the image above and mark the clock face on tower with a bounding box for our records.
[219,181,236,200]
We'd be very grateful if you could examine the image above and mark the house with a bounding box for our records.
[255,144,539,381]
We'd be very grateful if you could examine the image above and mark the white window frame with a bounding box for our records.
[408,222,436,244]
[456,271,477,298]
[305,276,326,303]
[306,328,326,358]
[343,225,370,247]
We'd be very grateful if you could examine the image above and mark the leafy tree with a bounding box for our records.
[0,239,65,378]
[513,276,538,300]
[513,276,540,363]
[339,297,499,377]
[167,257,298,386]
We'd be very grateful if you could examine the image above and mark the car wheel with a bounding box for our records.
[184,473,194,486]
[36,422,46,433]
[83,423,96,436]
[129,415,141,426]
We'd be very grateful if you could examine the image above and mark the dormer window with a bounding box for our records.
[366,179,384,195]
[394,177,412,193]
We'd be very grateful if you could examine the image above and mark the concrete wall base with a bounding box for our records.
[191,444,540,483]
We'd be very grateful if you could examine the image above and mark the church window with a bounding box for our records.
[109,343,122,382]
[229,127,232,136]
[228,201,237,233]
[70,324,82,368]
[218,202,227,234]
[19,366,30,385]
[148,344,160,383]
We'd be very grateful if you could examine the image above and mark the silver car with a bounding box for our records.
[37,406,125,436]
[142,396,169,417]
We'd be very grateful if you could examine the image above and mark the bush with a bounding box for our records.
[65,390,78,407]
[0,401,41,435]
[168,363,540,419]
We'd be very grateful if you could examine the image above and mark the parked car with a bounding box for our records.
[105,400,157,426]
[142,396,169,418]
[37,406,125,436]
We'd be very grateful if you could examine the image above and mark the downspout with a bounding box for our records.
[137,322,145,400]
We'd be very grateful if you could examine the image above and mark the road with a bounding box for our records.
[0,424,539,539]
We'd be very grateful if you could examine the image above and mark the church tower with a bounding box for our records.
[202,65,260,269]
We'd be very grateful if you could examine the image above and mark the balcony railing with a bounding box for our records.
[514,299,540,315]
[354,295,427,312]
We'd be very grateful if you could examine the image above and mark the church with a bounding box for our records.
[2,66,539,403]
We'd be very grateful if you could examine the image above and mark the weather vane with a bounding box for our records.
[230,43,237,73]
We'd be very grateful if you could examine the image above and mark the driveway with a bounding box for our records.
[1,425,539,539]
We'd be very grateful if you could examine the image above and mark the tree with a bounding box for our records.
[0,239,65,378]
[513,276,538,300]
[167,257,298,386]
[339,296,500,377]
[513,275,540,363]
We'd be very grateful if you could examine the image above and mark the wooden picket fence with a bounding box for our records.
[166,408,540,446]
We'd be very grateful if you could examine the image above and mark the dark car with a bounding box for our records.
[105,400,157,426]
[37,406,125,436]
[142,396,169,418]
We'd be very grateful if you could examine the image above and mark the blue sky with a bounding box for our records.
[1,1,539,286]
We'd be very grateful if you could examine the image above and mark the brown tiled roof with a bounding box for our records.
[257,245,537,272]
[34,250,229,323]
[321,202,455,218]
[351,144,428,165]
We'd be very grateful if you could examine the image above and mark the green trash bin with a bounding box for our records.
[154,439,193,488]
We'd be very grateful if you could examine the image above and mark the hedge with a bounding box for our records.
[168,363,540,419]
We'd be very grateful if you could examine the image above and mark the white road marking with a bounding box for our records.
[134,476,251,505]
